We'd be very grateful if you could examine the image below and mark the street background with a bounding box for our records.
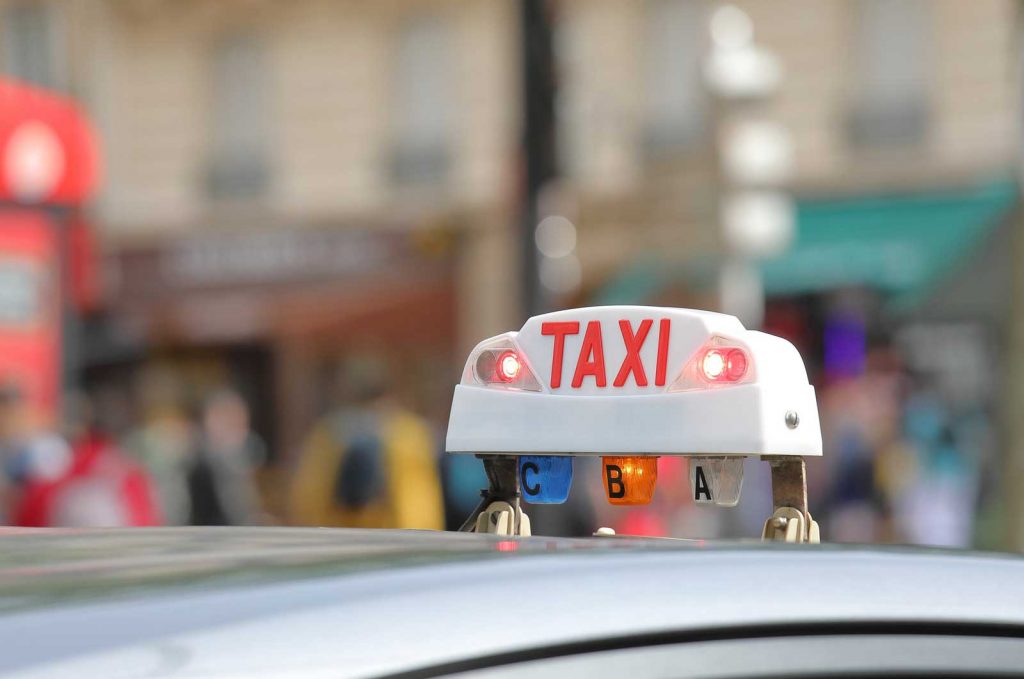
[0,0,1020,548]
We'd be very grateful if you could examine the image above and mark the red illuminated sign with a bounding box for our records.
[541,319,672,389]
[0,212,60,421]
[0,78,100,205]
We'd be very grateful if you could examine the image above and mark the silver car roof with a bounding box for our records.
[1,528,1022,677]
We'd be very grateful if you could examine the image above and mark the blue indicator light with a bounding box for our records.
[519,455,573,504]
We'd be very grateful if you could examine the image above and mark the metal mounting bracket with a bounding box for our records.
[459,455,532,536]
[760,456,820,543]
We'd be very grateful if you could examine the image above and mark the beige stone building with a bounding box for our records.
[1,0,523,458]
[554,0,1017,300]
[0,0,1017,457]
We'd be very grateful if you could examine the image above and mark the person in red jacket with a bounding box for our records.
[13,430,160,527]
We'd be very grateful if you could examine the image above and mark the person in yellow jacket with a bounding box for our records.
[288,360,444,530]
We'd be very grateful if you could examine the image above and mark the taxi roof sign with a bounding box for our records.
[446,306,821,457]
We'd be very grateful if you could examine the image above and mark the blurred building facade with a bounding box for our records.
[553,0,1016,297]
[0,0,526,464]
[0,0,1019,538]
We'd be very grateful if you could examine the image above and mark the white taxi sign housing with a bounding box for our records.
[446,306,821,457]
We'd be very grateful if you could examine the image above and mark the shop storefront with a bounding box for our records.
[94,224,458,476]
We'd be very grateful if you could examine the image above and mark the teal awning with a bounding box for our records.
[594,258,676,306]
[595,178,1017,309]
[761,178,1016,299]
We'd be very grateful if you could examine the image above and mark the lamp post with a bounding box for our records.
[703,5,793,328]
[519,0,559,319]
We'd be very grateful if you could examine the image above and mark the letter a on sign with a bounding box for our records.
[572,321,607,388]
[688,457,745,507]
[693,465,713,503]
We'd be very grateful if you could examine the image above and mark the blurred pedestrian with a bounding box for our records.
[895,391,979,547]
[0,382,72,522]
[187,388,266,526]
[14,428,160,527]
[289,357,443,530]
[123,368,194,525]
[11,389,159,527]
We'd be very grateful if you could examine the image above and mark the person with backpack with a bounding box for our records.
[14,430,160,527]
[10,391,161,529]
[288,358,443,530]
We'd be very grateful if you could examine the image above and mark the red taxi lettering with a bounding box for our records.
[655,318,670,387]
[613,319,652,387]
[541,321,580,388]
[542,318,672,389]
[572,321,607,387]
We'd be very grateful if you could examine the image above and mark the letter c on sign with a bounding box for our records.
[522,461,541,496]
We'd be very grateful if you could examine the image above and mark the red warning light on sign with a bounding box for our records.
[495,351,522,383]
[700,347,747,383]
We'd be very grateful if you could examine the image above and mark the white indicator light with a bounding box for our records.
[702,350,727,380]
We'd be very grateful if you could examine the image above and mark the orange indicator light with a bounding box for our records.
[601,456,658,505]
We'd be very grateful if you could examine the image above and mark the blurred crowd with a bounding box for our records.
[0,359,461,531]
[811,347,993,548]
[0,377,263,528]
[0,337,996,548]
[582,336,996,549]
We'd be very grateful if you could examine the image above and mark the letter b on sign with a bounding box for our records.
[602,456,658,505]
[605,465,625,499]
